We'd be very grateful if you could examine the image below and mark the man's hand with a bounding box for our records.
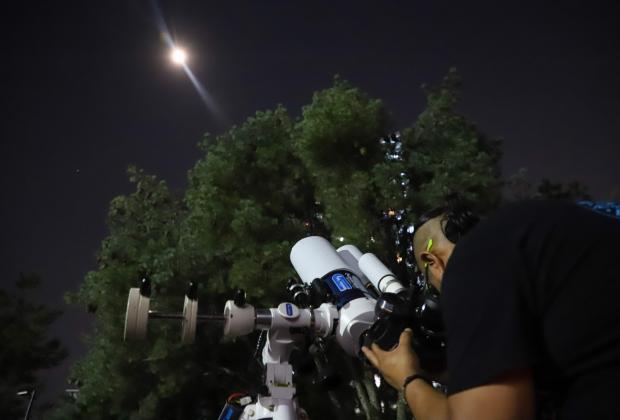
[361,328,421,390]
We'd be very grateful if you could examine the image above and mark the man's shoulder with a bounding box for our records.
[461,199,602,243]
[443,201,568,292]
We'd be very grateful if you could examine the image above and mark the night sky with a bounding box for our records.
[1,0,619,405]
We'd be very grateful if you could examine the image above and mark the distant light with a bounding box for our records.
[374,374,382,388]
[170,47,187,65]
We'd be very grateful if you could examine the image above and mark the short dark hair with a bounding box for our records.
[415,194,480,244]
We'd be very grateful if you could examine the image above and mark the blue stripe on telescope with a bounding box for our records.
[323,271,365,309]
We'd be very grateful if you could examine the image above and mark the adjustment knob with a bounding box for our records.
[234,289,246,307]
[139,276,152,297]
[185,281,198,300]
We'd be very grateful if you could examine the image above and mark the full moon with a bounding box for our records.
[170,47,187,65]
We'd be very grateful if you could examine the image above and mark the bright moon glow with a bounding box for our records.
[170,48,187,65]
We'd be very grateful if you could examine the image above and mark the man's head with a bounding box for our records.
[412,202,480,291]
[413,215,454,291]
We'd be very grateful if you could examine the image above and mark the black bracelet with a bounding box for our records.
[402,373,430,392]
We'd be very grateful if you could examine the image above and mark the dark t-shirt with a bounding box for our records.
[442,200,620,419]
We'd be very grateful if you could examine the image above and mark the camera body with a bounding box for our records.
[364,288,446,371]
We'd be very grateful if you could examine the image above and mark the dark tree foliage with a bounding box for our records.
[403,68,502,215]
[55,71,502,419]
[0,273,67,419]
[183,107,316,304]
[505,167,592,201]
[295,77,392,254]
[536,179,591,201]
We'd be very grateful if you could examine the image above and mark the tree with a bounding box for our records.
[536,179,591,201]
[505,167,592,201]
[294,77,390,252]
[54,110,321,419]
[56,71,502,419]
[402,68,502,216]
[53,167,195,419]
[0,273,67,419]
[182,106,316,304]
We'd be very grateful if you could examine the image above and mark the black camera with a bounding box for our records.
[361,285,447,372]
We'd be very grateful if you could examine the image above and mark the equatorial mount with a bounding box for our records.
[120,235,438,420]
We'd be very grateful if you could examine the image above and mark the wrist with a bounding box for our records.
[393,370,415,390]
[397,368,418,388]
[402,373,429,392]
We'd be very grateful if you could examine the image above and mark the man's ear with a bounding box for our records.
[422,252,445,290]
[420,251,437,268]
[429,256,446,275]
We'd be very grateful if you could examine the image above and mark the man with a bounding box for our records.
[362,200,620,419]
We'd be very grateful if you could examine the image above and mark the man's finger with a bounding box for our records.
[399,328,413,348]
[361,346,379,368]
[371,342,389,356]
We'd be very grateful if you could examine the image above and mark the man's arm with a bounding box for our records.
[362,330,535,420]
[361,329,449,420]
[448,369,534,420]
[403,375,449,420]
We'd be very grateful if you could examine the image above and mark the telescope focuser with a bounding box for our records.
[286,277,310,308]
